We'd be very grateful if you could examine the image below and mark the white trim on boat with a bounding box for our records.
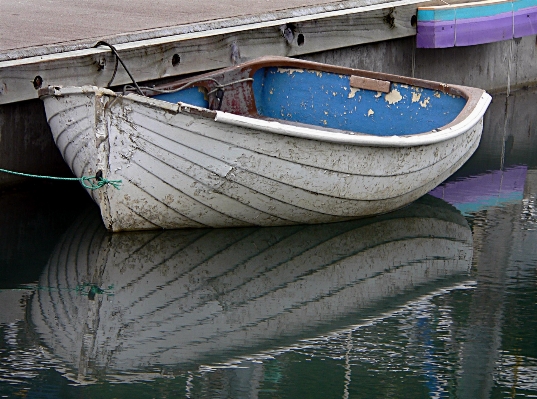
[214,92,492,147]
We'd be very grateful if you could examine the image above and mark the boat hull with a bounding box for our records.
[40,58,491,231]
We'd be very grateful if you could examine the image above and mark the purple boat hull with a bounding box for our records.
[417,0,537,48]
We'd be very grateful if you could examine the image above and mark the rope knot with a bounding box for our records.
[81,175,122,190]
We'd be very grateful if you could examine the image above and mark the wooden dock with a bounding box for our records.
[0,0,422,105]
[3,0,534,105]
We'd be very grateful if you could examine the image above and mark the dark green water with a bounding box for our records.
[1,88,536,398]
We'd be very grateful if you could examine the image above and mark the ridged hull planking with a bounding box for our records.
[40,57,491,231]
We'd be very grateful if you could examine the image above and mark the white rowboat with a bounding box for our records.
[40,56,491,231]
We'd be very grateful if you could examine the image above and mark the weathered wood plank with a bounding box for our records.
[350,75,392,92]
[0,0,419,105]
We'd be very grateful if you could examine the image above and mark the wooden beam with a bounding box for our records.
[350,75,392,92]
[0,0,420,105]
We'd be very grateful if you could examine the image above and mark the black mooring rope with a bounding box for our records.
[94,41,144,96]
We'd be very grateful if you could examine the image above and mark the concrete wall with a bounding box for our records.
[1,35,536,187]
[304,35,537,92]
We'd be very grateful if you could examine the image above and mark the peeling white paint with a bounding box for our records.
[374,92,382,98]
[367,109,374,117]
[277,68,304,74]
[434,92,441,98]
[411,92,421,103]
[385,89,402,105]
[420,97,430,108]
[348,87,360,99]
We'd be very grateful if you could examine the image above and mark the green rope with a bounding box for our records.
[80,176,122,190]
[0,168,122,190]
[11,283,115,299]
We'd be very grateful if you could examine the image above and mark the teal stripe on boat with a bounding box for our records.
[513,0,537,11]
[456,2,513,19]
[418,0,519,21]
[417,9,456,21]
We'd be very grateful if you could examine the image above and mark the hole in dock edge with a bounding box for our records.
[172,54,181,67]
[33,76,43,90]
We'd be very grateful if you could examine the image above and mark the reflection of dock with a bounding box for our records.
[430,165,528,214]
[428,163,537,398]
[454,169,537,398]
[480,86,537,169]
[30,196,471,383]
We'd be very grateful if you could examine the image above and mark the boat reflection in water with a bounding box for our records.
[30,195,473,384]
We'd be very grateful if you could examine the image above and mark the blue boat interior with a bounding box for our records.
[154,67,467,136]
[153,87,210,108]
